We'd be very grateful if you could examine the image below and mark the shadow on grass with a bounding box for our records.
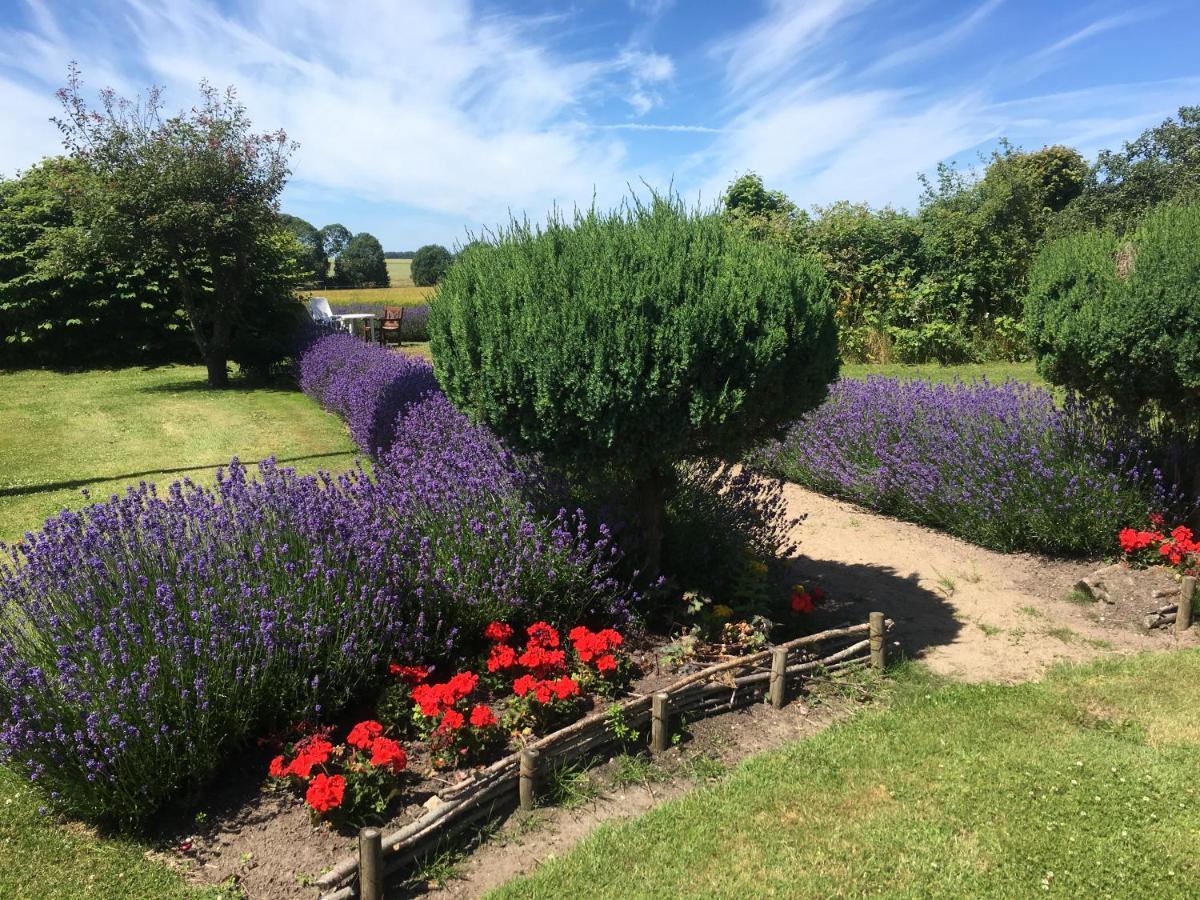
[135,375,301,395]
[784,555,962,663]
[0,451,358,499]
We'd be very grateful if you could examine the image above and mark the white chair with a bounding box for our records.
[307,296,347,330]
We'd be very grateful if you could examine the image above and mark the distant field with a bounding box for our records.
[303,285,432,306]
[306,258,430,305]
[385,257,413,286]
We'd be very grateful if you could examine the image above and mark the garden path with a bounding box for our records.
[783,484,1198,682]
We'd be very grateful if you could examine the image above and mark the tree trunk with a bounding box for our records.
[634,467,674,579]
[205,351,229,388]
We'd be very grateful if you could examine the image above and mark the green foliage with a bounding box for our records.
[334,232,389,287]
[319,223,352,257]
[53,68,302,386]
[1024,202,1200,437]
[721,173,807,248]
[279,213,329,285]
[0,158,194,369]
[410,243,453,286]
[1058,105,1200,236]
[430,194,838,568]
[725,146,1081,365]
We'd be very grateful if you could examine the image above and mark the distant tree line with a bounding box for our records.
[724,105,1200,364]
[278,216,390,289]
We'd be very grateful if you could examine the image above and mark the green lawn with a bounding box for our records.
[0,767,226,899]
[492,651,1200,899]
[0,366,357,543]
[841,360,1044,385]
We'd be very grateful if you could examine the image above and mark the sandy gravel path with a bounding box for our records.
[783,484,1197,682]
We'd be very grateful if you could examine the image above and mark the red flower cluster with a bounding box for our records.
[388,664,431,687]
[368,736,408,772]
[568,626,623,673]
[269,735,333,779]
[791,584,825,613]
[412,672,479,718]
[485,621,566,677]
[304,773,345,814]
[1120,523,1199,569]
[268,721,408,816]
[513,674,581,703]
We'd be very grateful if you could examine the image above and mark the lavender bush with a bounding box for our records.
[297,332,437,456]
[753,377,1179,555]
[0,336,634,824]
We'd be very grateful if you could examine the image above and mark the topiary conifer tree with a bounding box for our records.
[430,194,839,573]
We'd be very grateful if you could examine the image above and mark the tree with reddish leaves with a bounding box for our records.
[54,65,301,386]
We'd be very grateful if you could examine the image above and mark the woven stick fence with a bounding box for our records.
[317,614,892,900]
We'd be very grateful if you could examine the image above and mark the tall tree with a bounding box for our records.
[334,232,389,287]
[279,214,328,285]
[319,223,352,258]
[410,243,453,286]
[54,67,299,386]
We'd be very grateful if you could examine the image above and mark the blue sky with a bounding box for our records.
[1,0,1198,249]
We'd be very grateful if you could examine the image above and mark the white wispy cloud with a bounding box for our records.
[864,0,1003,76]
[0,0,1194,243]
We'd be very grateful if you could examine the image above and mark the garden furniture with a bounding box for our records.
[379,306,405,346]
[337,312,379,343]
[307,296,348,331]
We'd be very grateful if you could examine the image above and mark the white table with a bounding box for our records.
[335,312,379,343]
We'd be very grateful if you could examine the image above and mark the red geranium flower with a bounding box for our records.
[526,621,560,649]
[304,773,345,813]
[268,755,288,778]
[484,621,514,643]
[469,704,497,728]
[346,720,384,750]
[595,653,617,673]
[368,737,408,773]
[388,664,430,686]
[287,737,333,778]
[438,709,466,731]
[487,643,518,672]
[791,590,815,613]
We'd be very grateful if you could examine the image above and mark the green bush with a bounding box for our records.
[430,194,839,570]
[334,232,389,287]
[1025,203,1200,424]
[410,243,453,286]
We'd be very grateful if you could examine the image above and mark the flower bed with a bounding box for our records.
[0,336,636,826]
[268,619,635,825]
[753,377,1183,556]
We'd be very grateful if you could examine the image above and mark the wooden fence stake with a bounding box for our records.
[359,827,383,900]
[769,647,789,709]
[519,749,539,812]
[650,692,670,753]
[869,612,886,670]
[1178,576,1196,634]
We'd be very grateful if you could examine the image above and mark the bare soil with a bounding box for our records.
[169,484,1198,898]
[780,484,1197,683]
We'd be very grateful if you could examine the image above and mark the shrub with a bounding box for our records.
[334,232,389,287]
[431,194,838,571]
[752,377,1182,555]
[410,244,453,286]
[0,440,632,824]
[297,332,438,456]
[1025,203,1200,500]
[1025,203,1200,426]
